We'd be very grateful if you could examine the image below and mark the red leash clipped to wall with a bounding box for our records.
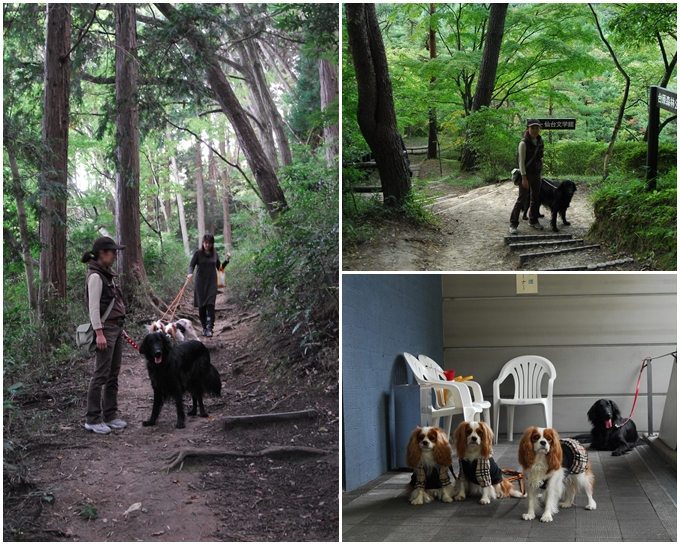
[617,351,677,429]
[616,357,650,429]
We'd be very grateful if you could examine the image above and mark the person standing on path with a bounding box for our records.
[82,236,128,435]
[187,234,230,338]
[509,119,545,234]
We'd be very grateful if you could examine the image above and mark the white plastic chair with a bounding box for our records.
[492,355,557,444]
[403,352,483,437]
[418,354,491,424]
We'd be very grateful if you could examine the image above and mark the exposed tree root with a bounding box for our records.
[163,445,330,472]
[222,409,317,429]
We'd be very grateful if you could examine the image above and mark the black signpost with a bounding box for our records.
[646,86,677,191]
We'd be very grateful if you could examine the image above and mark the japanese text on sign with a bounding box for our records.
[533,118,577,130]
[656,89,677,114]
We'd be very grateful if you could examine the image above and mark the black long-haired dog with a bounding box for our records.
[139,332,221,429]
[521,178,577,232]
[583,399,643,456]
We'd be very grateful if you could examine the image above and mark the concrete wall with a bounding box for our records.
[442,274,677,435]
[342,274,443,492]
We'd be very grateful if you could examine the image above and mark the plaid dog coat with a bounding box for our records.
[560,438,589,474]
[457,456,503,488]
[410,465,452,490]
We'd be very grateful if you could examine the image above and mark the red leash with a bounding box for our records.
[616,357,650,429]
[122,330,139,352]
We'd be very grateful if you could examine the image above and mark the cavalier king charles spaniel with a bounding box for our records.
[518,427,596,522]
[148,318,199,343]
[452,421,523,504]
[404,426,455,505]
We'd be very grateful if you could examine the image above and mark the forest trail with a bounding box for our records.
[343,178,640,272]
[19,291,339,542]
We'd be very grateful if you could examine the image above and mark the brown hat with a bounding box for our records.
[526,118,542,127]
[92,236,125,253]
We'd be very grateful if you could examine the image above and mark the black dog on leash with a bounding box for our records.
[139,332,221,429]
[521,178,577,232]
[575,399,644,456]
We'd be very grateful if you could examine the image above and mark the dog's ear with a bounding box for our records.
[608,399,621,418]
[139,335,149,356]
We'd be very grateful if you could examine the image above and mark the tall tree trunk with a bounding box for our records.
[346,3,411,207]
[427,3,438,160]
[172,155,191,256]
[115,3,153,307]
[154,3,287,219]
[39,3,70,321]
[589,4,630,181]
[319,58,339,167]
[195,141,207,243]
[207,144,219,236]
[7,148,38,312]
[219,136,233,252]
[460,3,508,171]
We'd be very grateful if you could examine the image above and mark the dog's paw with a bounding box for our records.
[585,502,597,510]
[441,494,453,503]
[187,409,197,416]
[199,412,209,418]
[540,513,554,522]
[479,498,491,505]
[551,226,559,232]
[454,493,465,501]
[559,501,572,508]
[563,220,570,226]
[175,421,186,429]
[522,513,535,521]
[142,420,155,427]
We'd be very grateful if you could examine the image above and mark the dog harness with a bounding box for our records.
[560,438,589,475]
[457,457,503,488]
[410,465,452,490]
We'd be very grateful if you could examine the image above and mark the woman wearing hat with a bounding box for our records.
[509,119,544,233]
[80,236,128,434]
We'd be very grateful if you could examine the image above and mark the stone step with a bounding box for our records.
[509,239,585,251]
[504,233,573,245]
[519,244,601,266]
[540,258,635,271]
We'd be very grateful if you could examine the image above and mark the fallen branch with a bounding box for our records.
[223,409,317,429]
[163,445,330,471]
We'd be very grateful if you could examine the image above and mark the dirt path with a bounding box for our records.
[343,177,640,271]
[14,292,339,541]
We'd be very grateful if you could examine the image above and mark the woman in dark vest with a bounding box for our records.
[81,236,127,434]
[187,234,230,338]
[509,119,544,233]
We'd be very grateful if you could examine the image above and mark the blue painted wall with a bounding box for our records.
[342,274,443,492]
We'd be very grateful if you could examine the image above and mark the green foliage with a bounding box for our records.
[589,169,677,269]
[458,107,519,181]
[79,504,99,521]
[229,157,339,359]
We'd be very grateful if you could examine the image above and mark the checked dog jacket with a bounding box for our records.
[457,456,503,488]
[410,465,452,490]
[560,438,589,475]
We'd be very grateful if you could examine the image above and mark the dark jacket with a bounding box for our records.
[189,249,228,308]
[521,133,544,174]
[86,260,126,322]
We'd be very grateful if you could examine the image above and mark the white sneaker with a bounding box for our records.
[84,422,111,434]
[104,418,127,429]
[509,226,518,235]
[530,222,544,231]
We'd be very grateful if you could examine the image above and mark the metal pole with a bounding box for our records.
[646,86,660,191]
[647,360,655,436]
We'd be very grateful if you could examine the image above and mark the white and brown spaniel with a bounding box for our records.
[452,421,523,504]
[148,318,199,343]
[404,426,455,505]
[518,427,596,522]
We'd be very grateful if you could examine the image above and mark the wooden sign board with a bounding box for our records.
[656,88,677,114]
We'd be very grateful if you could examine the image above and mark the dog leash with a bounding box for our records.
[160,278,190,323]
[122,330,139,352]
[616,351,676,429]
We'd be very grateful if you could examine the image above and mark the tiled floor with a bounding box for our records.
[342,441,676,542]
